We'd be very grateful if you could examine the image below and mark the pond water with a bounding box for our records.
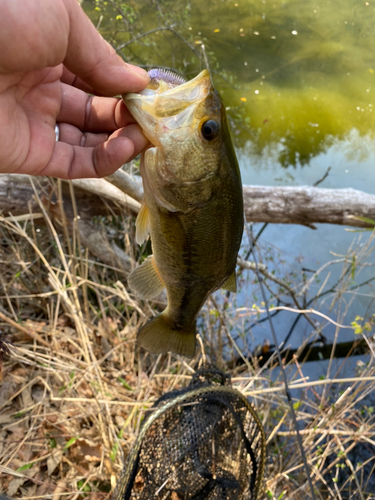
[83,0,375,358]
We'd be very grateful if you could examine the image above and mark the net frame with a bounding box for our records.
[113,370,266,500]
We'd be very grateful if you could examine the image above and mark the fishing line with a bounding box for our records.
[249,231,317,500]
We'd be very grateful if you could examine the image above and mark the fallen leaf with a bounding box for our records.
[21,385,33,409]
[8,477,28,497]
[69,438,102,464]
[47,449,63,476]
[0,411,14,425]
[0,380,17,407]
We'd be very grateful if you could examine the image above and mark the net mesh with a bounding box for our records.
[113,368,266,500]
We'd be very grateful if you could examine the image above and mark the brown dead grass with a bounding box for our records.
[0,181,374,499]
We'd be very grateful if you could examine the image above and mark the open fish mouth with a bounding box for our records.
[123,70,212,145]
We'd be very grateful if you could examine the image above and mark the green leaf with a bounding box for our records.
[13,411,26,418]
[118,377,133,390]
[17,462,34,471]
[63,436,78,451]
[77,480,91,492]
[293,401,302,410]
[110,442,119,462]
[347,215,375,226]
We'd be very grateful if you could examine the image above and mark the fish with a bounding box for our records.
[122,69,244,357]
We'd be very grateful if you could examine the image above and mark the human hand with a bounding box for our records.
[0,0,150,179]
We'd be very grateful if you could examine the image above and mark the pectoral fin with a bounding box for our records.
[222,271,237,293]
[127,256,164,299]
[135,202,151,245]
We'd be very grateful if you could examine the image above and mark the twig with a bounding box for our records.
[236,257,266,272]
[116,26,203,64]
[252,306,352,329]
[50,396,153,406]
[299,258,347,297]
[244,376,375,395]
[334,435,365,500]
[238,254,319,333]
[116,27,177,51]
[0,310,50,348]
[313,166,331,187]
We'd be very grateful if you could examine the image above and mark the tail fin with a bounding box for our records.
[137,314,196,357]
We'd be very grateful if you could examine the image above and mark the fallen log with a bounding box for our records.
[243,185,375,228]
[0,174,374,228]
[0,175,140,220]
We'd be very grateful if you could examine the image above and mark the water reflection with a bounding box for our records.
[197,0,375,167]
[84,0,375,169]
[240,128,375,187]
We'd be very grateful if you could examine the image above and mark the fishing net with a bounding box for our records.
[112,368,266,500]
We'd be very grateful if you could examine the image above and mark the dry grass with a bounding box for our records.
[0,180,374,499]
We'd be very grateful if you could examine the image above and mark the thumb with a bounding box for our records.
[63,0,149,95]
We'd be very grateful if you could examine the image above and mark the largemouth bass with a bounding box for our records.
[123,69,243,357]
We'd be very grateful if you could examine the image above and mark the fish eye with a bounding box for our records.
[201,120,220,141]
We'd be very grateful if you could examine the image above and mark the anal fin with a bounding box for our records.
[222,270,237,293]
[128,255,164,299]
